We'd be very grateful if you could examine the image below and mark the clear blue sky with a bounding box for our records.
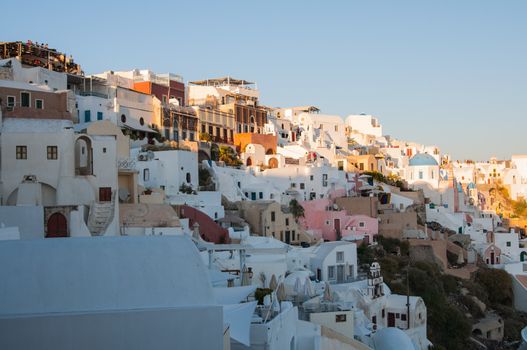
[2,0,526,161]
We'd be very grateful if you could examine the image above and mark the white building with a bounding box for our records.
[406,153,440,190]
[309,241,358,283]
[345,114,383,138]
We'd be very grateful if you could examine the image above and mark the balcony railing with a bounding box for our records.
[117,157,136,170]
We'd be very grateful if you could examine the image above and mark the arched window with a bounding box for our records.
[121,114,126,123]
[139,117,145,126]
[186,172,191,183]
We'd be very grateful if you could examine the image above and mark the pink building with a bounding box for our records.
[299,198,378,243]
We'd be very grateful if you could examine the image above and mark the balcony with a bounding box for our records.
[117,157,136,171]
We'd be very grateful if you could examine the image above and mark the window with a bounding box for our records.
[310,175,314,181]
[35,99,44,109]
[300,183,305,190]
[271,211,276,222]
[359,222,365,228]
[401,314,407,321]
[259,192,263,199]
[372,315,377,324]
[143,168,150,182]
[396,313,400,319]
[382,309,385,318]
[103,147,107,153]
[186,172,191,183]
[285,218,289,226]
[47,146,58,160]
[189,132,195,141]
[291,183,296,188]
[359,163,364,171]
[322,174,328,187]
[97,111,103,120]
[121,114,126,123]
[84,110,91,122]
[7,96,15,107]
[21,92,30,107]
[506,241,511,247]
[162,95,167,103]
[182,131,187,140]
[419,171,424,180]
[335,314,346,323]
[336,251,344,263]
[328,266,335,279]
[16,145,27,159]
[334,125,338,132]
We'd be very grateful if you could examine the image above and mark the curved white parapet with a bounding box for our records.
[520,327,527,350]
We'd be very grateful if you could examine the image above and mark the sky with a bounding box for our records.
[2,0,526,161]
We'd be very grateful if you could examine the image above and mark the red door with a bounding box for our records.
[99,187,112,202]
[46,213,67,238]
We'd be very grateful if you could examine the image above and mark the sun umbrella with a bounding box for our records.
[294,277,303,295]
[269,274,278,290]
[323,281,333,302]
[303,278,314,298]
[277,283,286,301]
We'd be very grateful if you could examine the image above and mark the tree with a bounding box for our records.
[289,199,305,220]
[218,146,242,167]
[200,132,212,142]
[475,267,513,306]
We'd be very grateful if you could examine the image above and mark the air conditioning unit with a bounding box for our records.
[23,175,37,182]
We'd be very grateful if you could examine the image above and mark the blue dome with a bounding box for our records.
[467,182,476,189]
[409,153,438,166]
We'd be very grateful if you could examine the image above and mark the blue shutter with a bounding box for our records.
[97,112,103,120]
[84,110,91,122]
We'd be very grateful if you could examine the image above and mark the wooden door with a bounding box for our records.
[46,213,67,238]
[99,187,112,202]
[388,312,395,327]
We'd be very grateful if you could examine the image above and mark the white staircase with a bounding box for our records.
[87,192,116,236]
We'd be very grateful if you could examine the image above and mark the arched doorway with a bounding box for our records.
[246,157,252,166]
[75,136,93,175]
[46,213,68,238]
[268,157,278,169]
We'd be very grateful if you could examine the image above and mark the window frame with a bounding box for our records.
[7,95,16,107]
[35,99,44,109]
[20,91,31,107]
[16,145,28,159]
[46,145,58,160]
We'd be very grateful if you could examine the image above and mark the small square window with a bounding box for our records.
[16,145,27,159]
[7,96,15,107]
[336,251,344,263]
[35,99,44,109]
[102,147,107,153]
[300,183,305,190]
[335,314,346,323]
[47,146,58,160]
[401,314,407,321]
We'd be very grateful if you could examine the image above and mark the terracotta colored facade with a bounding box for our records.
[0,86,71,120]
[233,133,278,154]
[133,80,185,106]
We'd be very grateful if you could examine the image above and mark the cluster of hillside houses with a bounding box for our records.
[0,41,526,350]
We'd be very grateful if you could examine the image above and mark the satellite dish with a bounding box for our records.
[118,188,130,202]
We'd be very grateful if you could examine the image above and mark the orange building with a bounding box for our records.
[233,133,277,154]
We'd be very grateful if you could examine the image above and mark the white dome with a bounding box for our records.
[373,327,416,350]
